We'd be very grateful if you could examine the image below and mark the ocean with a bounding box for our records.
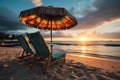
[47,41,120,60]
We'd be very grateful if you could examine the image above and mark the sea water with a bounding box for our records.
[47,41,120,60]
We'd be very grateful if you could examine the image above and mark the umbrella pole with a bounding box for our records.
[50,19,53,54]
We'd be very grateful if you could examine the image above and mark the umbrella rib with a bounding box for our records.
[64,16,74,29]
[60,17,67,29]
[54,19,58,30]
[46,18,49,29]
[25,17,38,27]
[66,15,77,26]
[27,17,37,22]
[36,19,43,29]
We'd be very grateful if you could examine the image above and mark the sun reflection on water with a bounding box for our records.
[81,46,86,57]
[81,54,86,57]
[81,46,86,53]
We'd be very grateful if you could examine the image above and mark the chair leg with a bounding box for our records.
[21,50,25,57]
[29,55,37,66]
[44,63,49,73]
[60,57,66,63]
[18,50,25,61]
[44,57,51,73]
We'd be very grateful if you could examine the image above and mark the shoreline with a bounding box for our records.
[67,53,120,61]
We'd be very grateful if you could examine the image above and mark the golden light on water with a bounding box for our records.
[81,54,86,57]
[81,46,86,53]
[81,46,86,57]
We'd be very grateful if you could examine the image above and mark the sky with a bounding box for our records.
[0,0,120,41]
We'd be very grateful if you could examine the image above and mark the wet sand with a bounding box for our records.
[0,47,120,80]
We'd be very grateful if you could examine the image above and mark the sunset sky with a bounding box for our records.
[0,0,120,41]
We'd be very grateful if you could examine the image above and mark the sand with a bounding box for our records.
[66,54,120,72]
[0,47,120,80]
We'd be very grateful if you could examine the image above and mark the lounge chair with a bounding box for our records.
[16,35,34,60]
[27,31,66,72]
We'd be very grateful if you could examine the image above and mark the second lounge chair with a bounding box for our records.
[27,31,66,72]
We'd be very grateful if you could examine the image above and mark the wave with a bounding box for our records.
[85,53,120,60]
[67,52,120,60]
[103,44,120,47]
[52,43,78,46]
[50,42,120,47]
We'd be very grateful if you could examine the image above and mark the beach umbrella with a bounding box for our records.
[19,6,77,54]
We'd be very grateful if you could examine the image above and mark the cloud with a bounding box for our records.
[97,32,120,39]
[76,30,120,40]
[41,31,72,38]
[31,0,42,6]
[0,7,27,33]
[73,0,120,29]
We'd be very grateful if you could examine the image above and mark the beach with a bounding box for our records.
[0,47,120,80]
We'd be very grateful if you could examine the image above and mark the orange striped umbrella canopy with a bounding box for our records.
[19,6,77,30]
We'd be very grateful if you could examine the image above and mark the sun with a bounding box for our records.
[79,37,88,41]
